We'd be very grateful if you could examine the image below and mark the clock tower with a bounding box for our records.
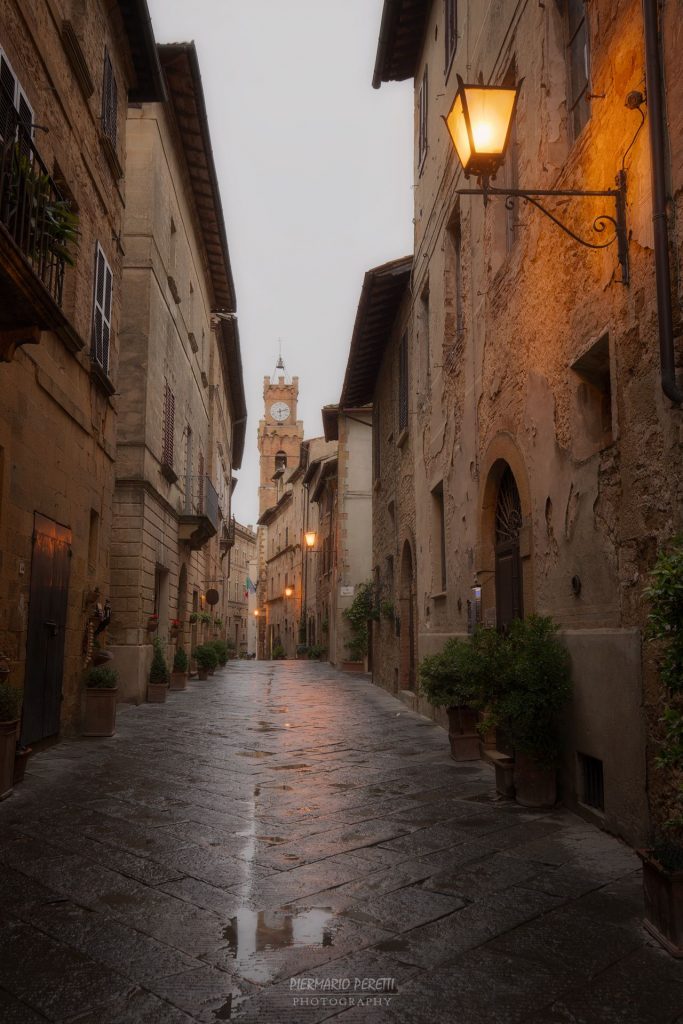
[257,356,304,515]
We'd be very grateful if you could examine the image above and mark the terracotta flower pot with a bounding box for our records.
[147,682,167,704]
[447,706,481,762]
[170,671,187,691]
[513,752,556,808]
[83,688,118,738]
[639,849,683,958]
[0,719,19,800]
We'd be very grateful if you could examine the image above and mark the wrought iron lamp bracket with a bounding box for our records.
[457,169,629,285]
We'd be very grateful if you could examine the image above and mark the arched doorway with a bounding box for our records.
[399,540,416,690]
[494,464,523,629]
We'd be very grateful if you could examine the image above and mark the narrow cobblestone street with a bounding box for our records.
[1,663,682,1023]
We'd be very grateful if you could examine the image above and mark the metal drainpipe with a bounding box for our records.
[642,0,683,404]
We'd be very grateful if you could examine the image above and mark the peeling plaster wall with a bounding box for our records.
[399,0,682,845]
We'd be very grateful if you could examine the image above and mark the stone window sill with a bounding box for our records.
[90,359,116,397]
[397,428,409,449]
[431,591,447,601]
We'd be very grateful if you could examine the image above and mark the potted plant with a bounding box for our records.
[83,666,118,737]
[169,618,181,639]
[483,616,571,808]
[147,613,159,632]
[0,680,21,800]
[639,538,683,956]
[211,640,229,667]
[419,635,494,761]
[147,638,169,703]
[194,644,218,680]
[341,581,377,671]
[272,643,287,660]
[171,646,189,690]
[307,644,327,661]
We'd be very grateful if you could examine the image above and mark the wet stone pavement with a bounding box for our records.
[1,662,682,1024]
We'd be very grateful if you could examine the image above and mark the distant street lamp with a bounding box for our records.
[253,609,260,618]
[284,586,294,598]
[443,75,633,284]
[304,530,317,549]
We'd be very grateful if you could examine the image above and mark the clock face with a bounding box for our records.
[270,401,290,423]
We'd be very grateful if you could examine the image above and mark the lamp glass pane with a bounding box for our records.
[463,86,517,155]
[445,92,471,169]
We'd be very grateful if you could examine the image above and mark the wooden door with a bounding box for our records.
[494,466,523,631]
[22,514,72,745]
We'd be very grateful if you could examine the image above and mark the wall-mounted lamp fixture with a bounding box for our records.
[284,586,294,598]
[304,531,317,550]
[444,75,635,285]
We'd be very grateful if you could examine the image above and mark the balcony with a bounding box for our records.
[0,108,79,360]
[220,515,236,553]
[179,474,220,550]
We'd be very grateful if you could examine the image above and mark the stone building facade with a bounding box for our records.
[316,405,373,667]
[258,436,332,660]
[339,258,417,692]
[0,1,162,741]
[225,520,257,655]
[371,0,683,845]
[109,42,245,700]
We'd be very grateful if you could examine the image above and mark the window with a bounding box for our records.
[88,509,100,573]
[398,333,409,434]
[565,0,590,139]
[0,46,32,143]
[373,402,381,482]
[571,334,613,451]
[432,482,447,592]
[445,209,464,351]
[418,66,428,171]
[101,48,117,145]
[419,282,430,388]
[91,243,112,372]
[162,380,175,470]
[444,0,458,74]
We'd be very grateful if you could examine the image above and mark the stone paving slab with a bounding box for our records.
[0,661,682,1023]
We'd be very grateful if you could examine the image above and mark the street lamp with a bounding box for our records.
[443,76,634,285]
[284,586,294,598]
[253,609,260,618]
[444,75,522,181]
[304,530,317,550]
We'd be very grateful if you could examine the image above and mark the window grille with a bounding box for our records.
[579,753,604,810]
[162,381,175,469]
[102,48,117,146]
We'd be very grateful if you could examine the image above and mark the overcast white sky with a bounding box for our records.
[146,0,414,526]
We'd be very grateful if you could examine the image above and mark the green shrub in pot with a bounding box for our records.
[85,666,118,689]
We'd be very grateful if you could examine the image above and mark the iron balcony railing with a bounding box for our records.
[0,100,69,306]
[184,474,220,534]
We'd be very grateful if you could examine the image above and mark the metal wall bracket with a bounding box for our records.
[457,169,629,285]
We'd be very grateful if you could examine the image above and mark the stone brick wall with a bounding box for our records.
[381,0,683,844]
[0,1,146,735]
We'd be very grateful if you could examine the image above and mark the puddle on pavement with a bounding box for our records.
[270,763,311,771]
[236,750,276,759]
[223,907,336,984]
